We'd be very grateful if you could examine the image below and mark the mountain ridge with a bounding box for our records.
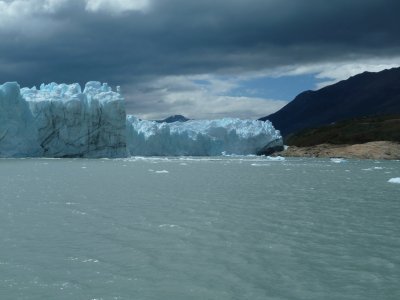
[259,67,400,137]
[155,115,189,123]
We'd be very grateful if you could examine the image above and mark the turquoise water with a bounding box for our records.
[0,157,399,300]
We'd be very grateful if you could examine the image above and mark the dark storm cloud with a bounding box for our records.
[1,0,399,88]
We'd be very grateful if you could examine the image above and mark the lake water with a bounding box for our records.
[0,157,399,300]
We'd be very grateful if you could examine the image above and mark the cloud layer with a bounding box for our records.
[1,0,399,119]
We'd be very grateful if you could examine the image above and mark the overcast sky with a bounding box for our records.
[1,0,399,119]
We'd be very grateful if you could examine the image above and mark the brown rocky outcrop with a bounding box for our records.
[276,141,400,160]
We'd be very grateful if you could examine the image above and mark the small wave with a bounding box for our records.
[71,209,87,215]
[68,257,99,263]
[159,224,179,228]
[221,152,257,157]
[363,167,384,171]
[148,169,169,174]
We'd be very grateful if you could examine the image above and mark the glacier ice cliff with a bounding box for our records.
[0,81,282,157]
[126,116,282,156]
[0,83,42,157]
[1,82,126,158]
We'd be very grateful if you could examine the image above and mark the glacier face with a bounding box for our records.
[126,116,282,156]
[0,83,42,157]
[0,82,126,158]
[1,81,282,157]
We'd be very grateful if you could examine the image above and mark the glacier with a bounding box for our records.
[0,83,42,157]
[0,81,282,158]
[1,82,126,158]
[126,116,282,156]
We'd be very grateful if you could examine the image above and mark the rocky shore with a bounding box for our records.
[275,141,400,160]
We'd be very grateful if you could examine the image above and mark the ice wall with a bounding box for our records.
[0,82,126,158]
[0,83,42,157]
[1,81,283,158]
[126,116,283,156]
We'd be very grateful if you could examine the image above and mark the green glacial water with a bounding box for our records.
[0,157,399,300]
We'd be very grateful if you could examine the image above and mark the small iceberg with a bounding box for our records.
[330,158,346,163]
[155,170,169,174]
[266,156,285,161]
[388,178,400,184]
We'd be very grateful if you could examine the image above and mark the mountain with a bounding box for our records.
[155,115,189,123]
[259,67,400,137]
[285,114,400,147]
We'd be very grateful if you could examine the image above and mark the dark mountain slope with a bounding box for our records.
[285,115,400,147]
[155,115,189,123]
[260,67,400,136]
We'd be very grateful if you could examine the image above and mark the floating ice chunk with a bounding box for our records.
[331,158,346,163]
[155,170,169,174]
[266,156,285,161]
[81,258,99,263]
[388,178,400,184]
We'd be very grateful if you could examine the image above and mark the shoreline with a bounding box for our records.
[274,141,400,160]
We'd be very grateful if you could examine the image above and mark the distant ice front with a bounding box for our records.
[126,116,282,156]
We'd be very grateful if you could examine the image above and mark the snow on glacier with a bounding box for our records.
[0,81,126,158]
[126,115,282,156]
